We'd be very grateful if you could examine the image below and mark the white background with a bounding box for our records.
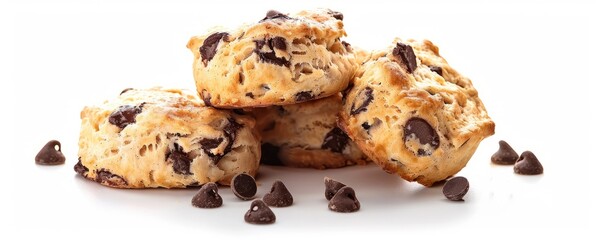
[1,0,600,239]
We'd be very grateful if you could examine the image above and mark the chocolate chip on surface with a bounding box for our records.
[74,157,89,175]
[35,140,65,165]
[491,140,519,165]
[108,104,143,129]
[443,176,469,201]
[328,10,344,20]
[244,199,276,224]
[260,143,283,166]
[350,87,374,115]
[324,177,346,200]
[514,151,544,175]
[328,186,360,213]
[231,173,257,200]
[254,38,291,67]
[95,169,128,187]
[263,180,293,207]
[392,42,417,73]
[167,150,193,175]
[261,10,290,21]
[321,127,349,153]
[429,66,443,76]
[192,182,223,208]
[270,37,287,51]
[403,117,440,156]
[200,32,229,64]
[294,91,314,102]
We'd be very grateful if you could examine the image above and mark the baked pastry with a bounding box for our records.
[250,94,367,169]
[75,87,261,188]
[338,39,495,186]
[186,9,357,108]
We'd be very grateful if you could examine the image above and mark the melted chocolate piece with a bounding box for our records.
[119,88,134,95]
[429,66,443,76]
[350,87,374,115]
[254,38,291,67]
[200,32,229,64]
[321,127,349,153]
[295,91,314,102]
[328,10,344,20]
[404,117,440,156]
[95,169,128,187]
[261,10,291,22]
[74,157,89,176]
[108,104,143,129]
[167,150,193,175]
[392,42,417,73]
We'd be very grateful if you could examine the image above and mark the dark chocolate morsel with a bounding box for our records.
[443,176,469,201]
[260,143,283,166]
[328,186,360,213]
[324,177,346,200]
[392,42,417,73]
[95,169,128,187]
[491,140,519,165]
[429,66,443,76]
[108,104,143,129]
[192,182,223,208]
[244,199,276,224]
[295,91,314,102]
[256,51,290,67]
[231,173,257,200]
[321,127,349,153]
[403,117,440,156]
[119,88,134,95]
[350,87,374,115]
[245,92,255,99]
[200,32,229,64]
[74,157,89,176]
[514,151,544,175]
[255,38,291,67]
[263,180,294,207]
[35,140,65,165]
[328,10,344,20]
[167,150,193,175]
[270,37,287,51]
[261,10,290,22]
[361,122,371,130]
[201,90,212,107]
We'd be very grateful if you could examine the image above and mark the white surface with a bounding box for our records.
[2,0,599,239]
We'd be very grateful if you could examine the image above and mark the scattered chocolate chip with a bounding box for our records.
[119,88,134,95]
[244,199,276,224]
[321,127,349,153]
[200,32,229,65]
[392,42,417,73]
[324,177,346,200]
[260,143,283,166]
[263,180,293,207]
[95,169,128,187]
[201,90,212,106]
[295,91,314,102]
[35,140,65,165]
[491,140,519,165]
[350,87,374,115]
[514,151,544,175]
[429,66,443,76]
[192,182,223,208]
[245,92,255,99]
[261,10,290,22]
[166,150,193,175]
[404,117,440,156]
[108,104,143,129]
[74,157,89,176]
[231,173,257,200]
[222,118,242,157]
[361,122,371,130]
[254,38,291,67]
[270,37,287,51]
[443,176,469,201]
[328,10,344,20]
[328,186,360,213]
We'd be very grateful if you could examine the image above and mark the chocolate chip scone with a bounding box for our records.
[186,9,357,108]
[250,94,367,169]
[76,88,261,188]
[339,39,495,186]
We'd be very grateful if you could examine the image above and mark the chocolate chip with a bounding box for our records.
[350,87,374,115]
[233,109,246,115]
[166,150,192,175]
[231,173,257,200]
[328,10,344,20]
[35,140,65,165]
[270,37,287,51]
[392,42,417,73]
[361,122,371,130]
[119,88,134,95]
[404,117,440,156]
[429,66,443,76]
[328,186,360,213]
[295,91,314,102]
[200,32,229,65]
[221,118,242,160]
[514,151,544,175]
[263,180,293,207]
[342,41,350,48]
[324,177,346,200]
[261,10,290,22]
[321,127,349,153]
[443,176,469,201]
[74,157,89,176]
[260,143,283,166]
[192,182,223,208]
[108,104,143,129]
[95,169,128,187]
[244,199,276,224]
[245,92,255,99]
[201,90,212,106]
[491,140,519,165]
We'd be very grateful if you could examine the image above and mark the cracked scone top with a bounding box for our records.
[339,39,495,186]
[187,9,358,108]
[76,88,261,188]
[250,94,367,169]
